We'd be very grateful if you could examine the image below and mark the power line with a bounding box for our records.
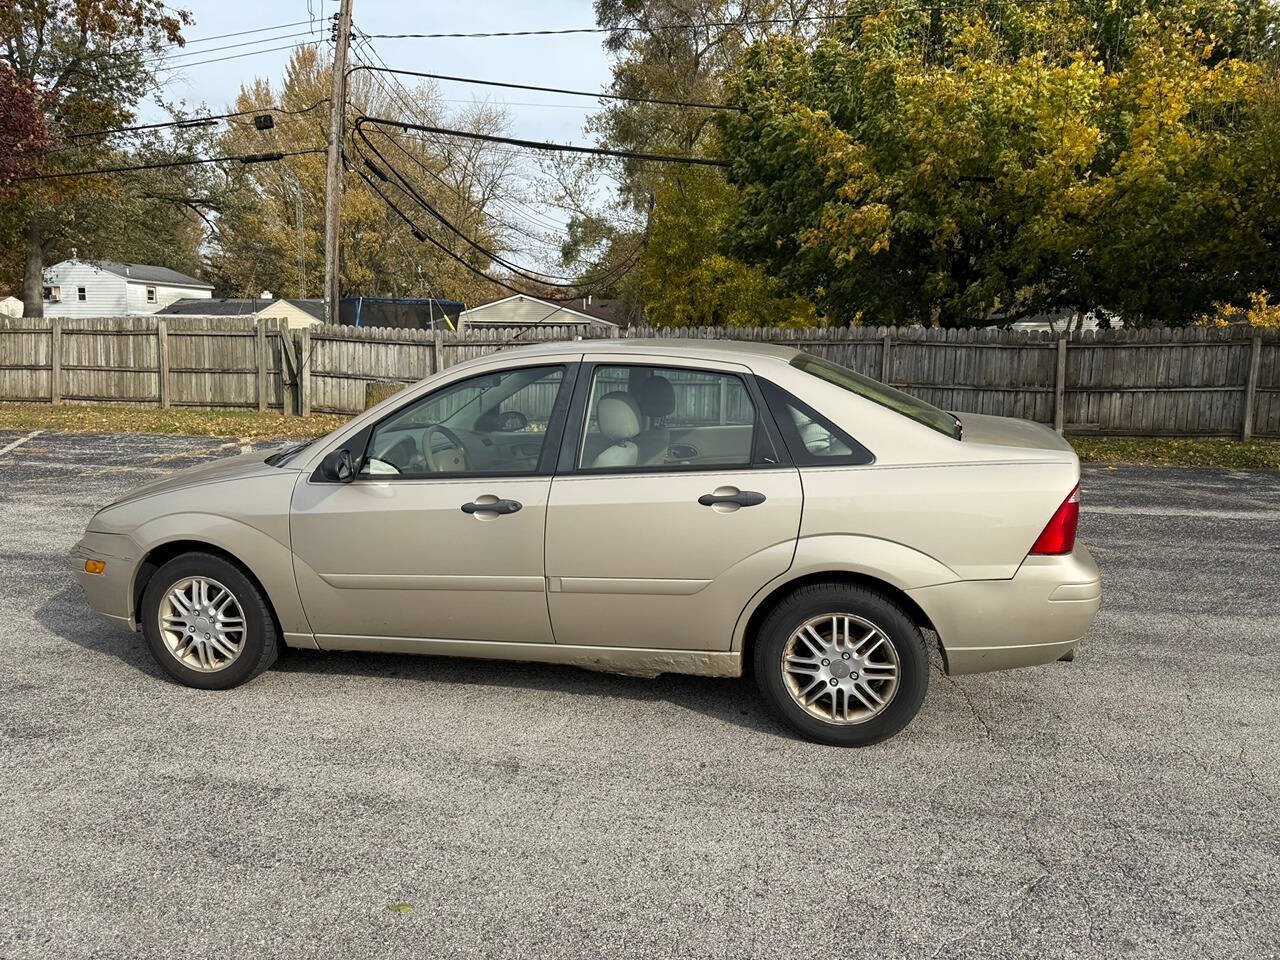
[354,128,589,285]
[151,28,324,64]
[358,168,642,303]
[347,65,741,112]
[359,114,569,252]
[68,19,323,68]
[357,16,850,40]
[169,18,318,48]
[350,34,577,239]
[155,40,321,72]
[64,97,330,141]
[356,2,1064,41]
[355,116,730,167]
[15,148,326,182]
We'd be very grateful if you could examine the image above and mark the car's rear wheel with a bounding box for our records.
[754,582,928,746]
[140,552,279,690]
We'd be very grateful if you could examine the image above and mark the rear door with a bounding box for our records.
[544,356,802,652]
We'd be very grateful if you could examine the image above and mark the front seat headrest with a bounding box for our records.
[597,391,642,442]
[636,375,676,419]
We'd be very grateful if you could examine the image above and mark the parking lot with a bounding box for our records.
[0,429,1277,959]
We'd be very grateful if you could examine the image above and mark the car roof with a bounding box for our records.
[477,337,802,364]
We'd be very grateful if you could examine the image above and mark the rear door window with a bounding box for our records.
[576,364,763,471]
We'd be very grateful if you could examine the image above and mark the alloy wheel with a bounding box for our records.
[781,613,901,725]
[157,576,247,673]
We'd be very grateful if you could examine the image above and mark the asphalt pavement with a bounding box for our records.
[0,429,1277,959]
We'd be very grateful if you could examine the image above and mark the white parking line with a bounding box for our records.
[0,430,42,457]
[1084,504,1280,520]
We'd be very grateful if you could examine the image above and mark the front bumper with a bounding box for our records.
[908,544,1101,676]
[71,532,140,631]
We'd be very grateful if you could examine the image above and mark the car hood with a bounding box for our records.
[105,446,297,507]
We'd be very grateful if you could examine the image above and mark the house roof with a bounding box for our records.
[89,261,213,289]
[283,299,325,321]
[462,294,621,329]
[157,298,265,316]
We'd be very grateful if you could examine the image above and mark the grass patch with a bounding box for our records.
[0,403,348,443]
[1069,435,1280,469]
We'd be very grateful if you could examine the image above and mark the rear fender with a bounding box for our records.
[731,534,959,652]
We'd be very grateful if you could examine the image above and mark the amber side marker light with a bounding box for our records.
[84,559,106,575]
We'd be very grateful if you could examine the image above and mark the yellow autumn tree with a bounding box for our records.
[210,46,515,306]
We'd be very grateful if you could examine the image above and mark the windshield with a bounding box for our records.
[790,353,962,440]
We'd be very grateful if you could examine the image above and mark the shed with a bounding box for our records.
[459,295,620,334]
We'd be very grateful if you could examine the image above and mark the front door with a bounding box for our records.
[544,359,803,652]
[290,362,572,647]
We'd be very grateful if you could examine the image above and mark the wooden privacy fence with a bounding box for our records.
[1,316,1278,438]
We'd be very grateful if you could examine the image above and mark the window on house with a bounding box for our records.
[145,286,157,303]
[43,285,61,302]
[77,287,87,302]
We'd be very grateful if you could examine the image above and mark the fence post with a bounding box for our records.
[256,319,268,413]
[880,330,893,383]
[1054,337,1068,434]
[299,326,311,417]
[1242,333,1262,441]
[278,322,295,415]
[156,319,170,408]
[433,325,443,375]
[49,319,62,405]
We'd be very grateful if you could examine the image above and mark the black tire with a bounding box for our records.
[753,582,929,746]
[140,552,279,690]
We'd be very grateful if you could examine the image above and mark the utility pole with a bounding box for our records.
[323,0,354,325]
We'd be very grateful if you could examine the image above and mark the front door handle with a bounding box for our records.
[698,489,766,508]
[461,498,522,516]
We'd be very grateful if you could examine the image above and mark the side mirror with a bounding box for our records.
[319,448,356,483]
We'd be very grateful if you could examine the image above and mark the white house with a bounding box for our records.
[0,296,22,318]
[459,294,621,334]
[41,259,213,318]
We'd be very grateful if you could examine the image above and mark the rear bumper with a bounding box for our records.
[70,532,140,630]
[908,544,1101,676]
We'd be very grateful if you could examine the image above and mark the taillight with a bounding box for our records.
[1029,484,1080,555]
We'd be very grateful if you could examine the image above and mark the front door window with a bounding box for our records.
[362,365,565,477]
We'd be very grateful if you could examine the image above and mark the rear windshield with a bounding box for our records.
[790,353,962,440]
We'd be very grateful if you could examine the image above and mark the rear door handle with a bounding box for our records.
[698,490,766,508]
[461,498,522,516]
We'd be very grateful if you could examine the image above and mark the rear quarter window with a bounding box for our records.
[790,353,962,440]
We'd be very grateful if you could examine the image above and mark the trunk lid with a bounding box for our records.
[959,413,1075,455]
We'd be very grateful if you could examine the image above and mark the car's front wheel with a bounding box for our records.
[140,552,279,690]
[754,582,929,746]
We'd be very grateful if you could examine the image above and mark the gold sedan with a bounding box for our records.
[74,340,1099,746]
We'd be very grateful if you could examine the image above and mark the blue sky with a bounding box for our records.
[147,0,614,144]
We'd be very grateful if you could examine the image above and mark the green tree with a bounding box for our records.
[550,0,841,325]
[718,0,1280,326]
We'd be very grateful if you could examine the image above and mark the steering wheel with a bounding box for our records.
[423,424,469,472]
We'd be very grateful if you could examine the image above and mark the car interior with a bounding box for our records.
[360,365,564,477]
[577,365,759,469]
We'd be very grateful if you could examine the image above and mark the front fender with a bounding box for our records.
[128,512,313,641]
[730,534,960,652]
